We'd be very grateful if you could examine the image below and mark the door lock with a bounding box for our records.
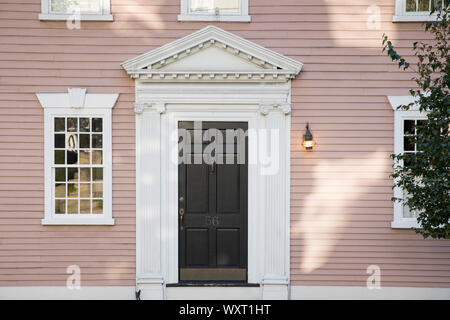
[179,208,185,230]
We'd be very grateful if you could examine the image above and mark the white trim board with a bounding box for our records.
[0,286,136,300]
[291,285,450,300]
[121,25,303,83]
[2,285,449,300]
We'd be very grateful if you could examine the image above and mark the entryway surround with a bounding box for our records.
[122,26,303,300]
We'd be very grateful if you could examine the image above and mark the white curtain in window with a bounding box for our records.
[190,0,239,13]
[51,0,102,13]
[190,0,215,13]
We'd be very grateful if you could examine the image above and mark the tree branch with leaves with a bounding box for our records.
[382,5,449,239]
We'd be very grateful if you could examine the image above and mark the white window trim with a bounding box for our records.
[39,0,114,21]
[36,88,119,225]
[393,0,442,22]
[178,0,251,22]
[389,95,425,229]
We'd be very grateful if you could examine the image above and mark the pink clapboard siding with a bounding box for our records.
[0,0,449,288]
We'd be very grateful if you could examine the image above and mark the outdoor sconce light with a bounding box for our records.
[302,123,315,150]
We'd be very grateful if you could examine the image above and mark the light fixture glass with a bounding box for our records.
[302,123,315,150]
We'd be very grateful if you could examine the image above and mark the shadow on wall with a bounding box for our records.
[294,150,390,273]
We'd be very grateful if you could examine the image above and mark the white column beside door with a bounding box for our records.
[136,106,165,299]
[261,106,290,300]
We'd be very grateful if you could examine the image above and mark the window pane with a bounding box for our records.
[54,150,65,164]
[55,183,66,198]
[80,118,90,132]
[67,117,77,132]
[68,199,78,214]
[418,0,430,11]
[80,134,90,148]
[54,117,65,132]
[92,200,103,214]
[55,168,66,181]
[93,168,103,181]
[190,0,239,13]
[80,200,91,214]
[67,150,78,164]
[92,134,102,148]
[66,133,78,150]
[417,120,426,135]
[67,168,78,182]
[404,120,415,135]
[55,199,66,214]
[92,150,102,164]
[79,150,90,164]
[92,118,103,132]
[54,134,65,148]
[404,136,415,151]
[215,0,239,12]
[68,183,78,198]
[92,183,103,198]
[80,183,90,198]
[51,0,102,13]
[80,168,90,181]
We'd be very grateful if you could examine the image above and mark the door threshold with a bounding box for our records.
[167,282,260,287]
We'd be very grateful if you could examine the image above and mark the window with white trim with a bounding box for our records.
[389,96,426,228]
[53,116,105,216]
[39,0,113,21]
[178,0,250,22]
[37,89,118,225]
[394,0,449,22]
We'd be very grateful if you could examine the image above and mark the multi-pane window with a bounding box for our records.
[53,117,104,216]
[178,0,250,22]
[189,0,240,14]
[39,0,113,21]
[405,0,449,12]
[394,0,449,21]
[37,89,117,225]
[389,96,424,228]
[401,119,427,218]
[50,0,103,13]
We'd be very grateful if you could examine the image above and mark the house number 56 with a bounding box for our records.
[205,216,219,226]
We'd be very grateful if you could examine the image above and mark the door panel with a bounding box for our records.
[185,228,210,267]
[178,121,248,282]
[217,229,240,267]
[216,163,240,214]
[186,164,209,213]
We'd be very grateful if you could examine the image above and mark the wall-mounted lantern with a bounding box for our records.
[302,123,315,151]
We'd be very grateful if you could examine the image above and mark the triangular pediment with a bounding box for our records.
[121,26,302,82]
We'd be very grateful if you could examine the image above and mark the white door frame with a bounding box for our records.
[135,81,292,300]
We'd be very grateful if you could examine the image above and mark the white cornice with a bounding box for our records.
[387,95,419,111]
[121,26,303,83]
[36,88,119,109]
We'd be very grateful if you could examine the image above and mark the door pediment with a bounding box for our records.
[121,26,303,83]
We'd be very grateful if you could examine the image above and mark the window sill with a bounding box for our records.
[391,219,421,229]
[42,217,115,225]
[39,13,114,21]
[392,15,437,22]
[177,14,251,22]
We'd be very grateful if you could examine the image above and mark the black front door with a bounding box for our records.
[178,121,248,282]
